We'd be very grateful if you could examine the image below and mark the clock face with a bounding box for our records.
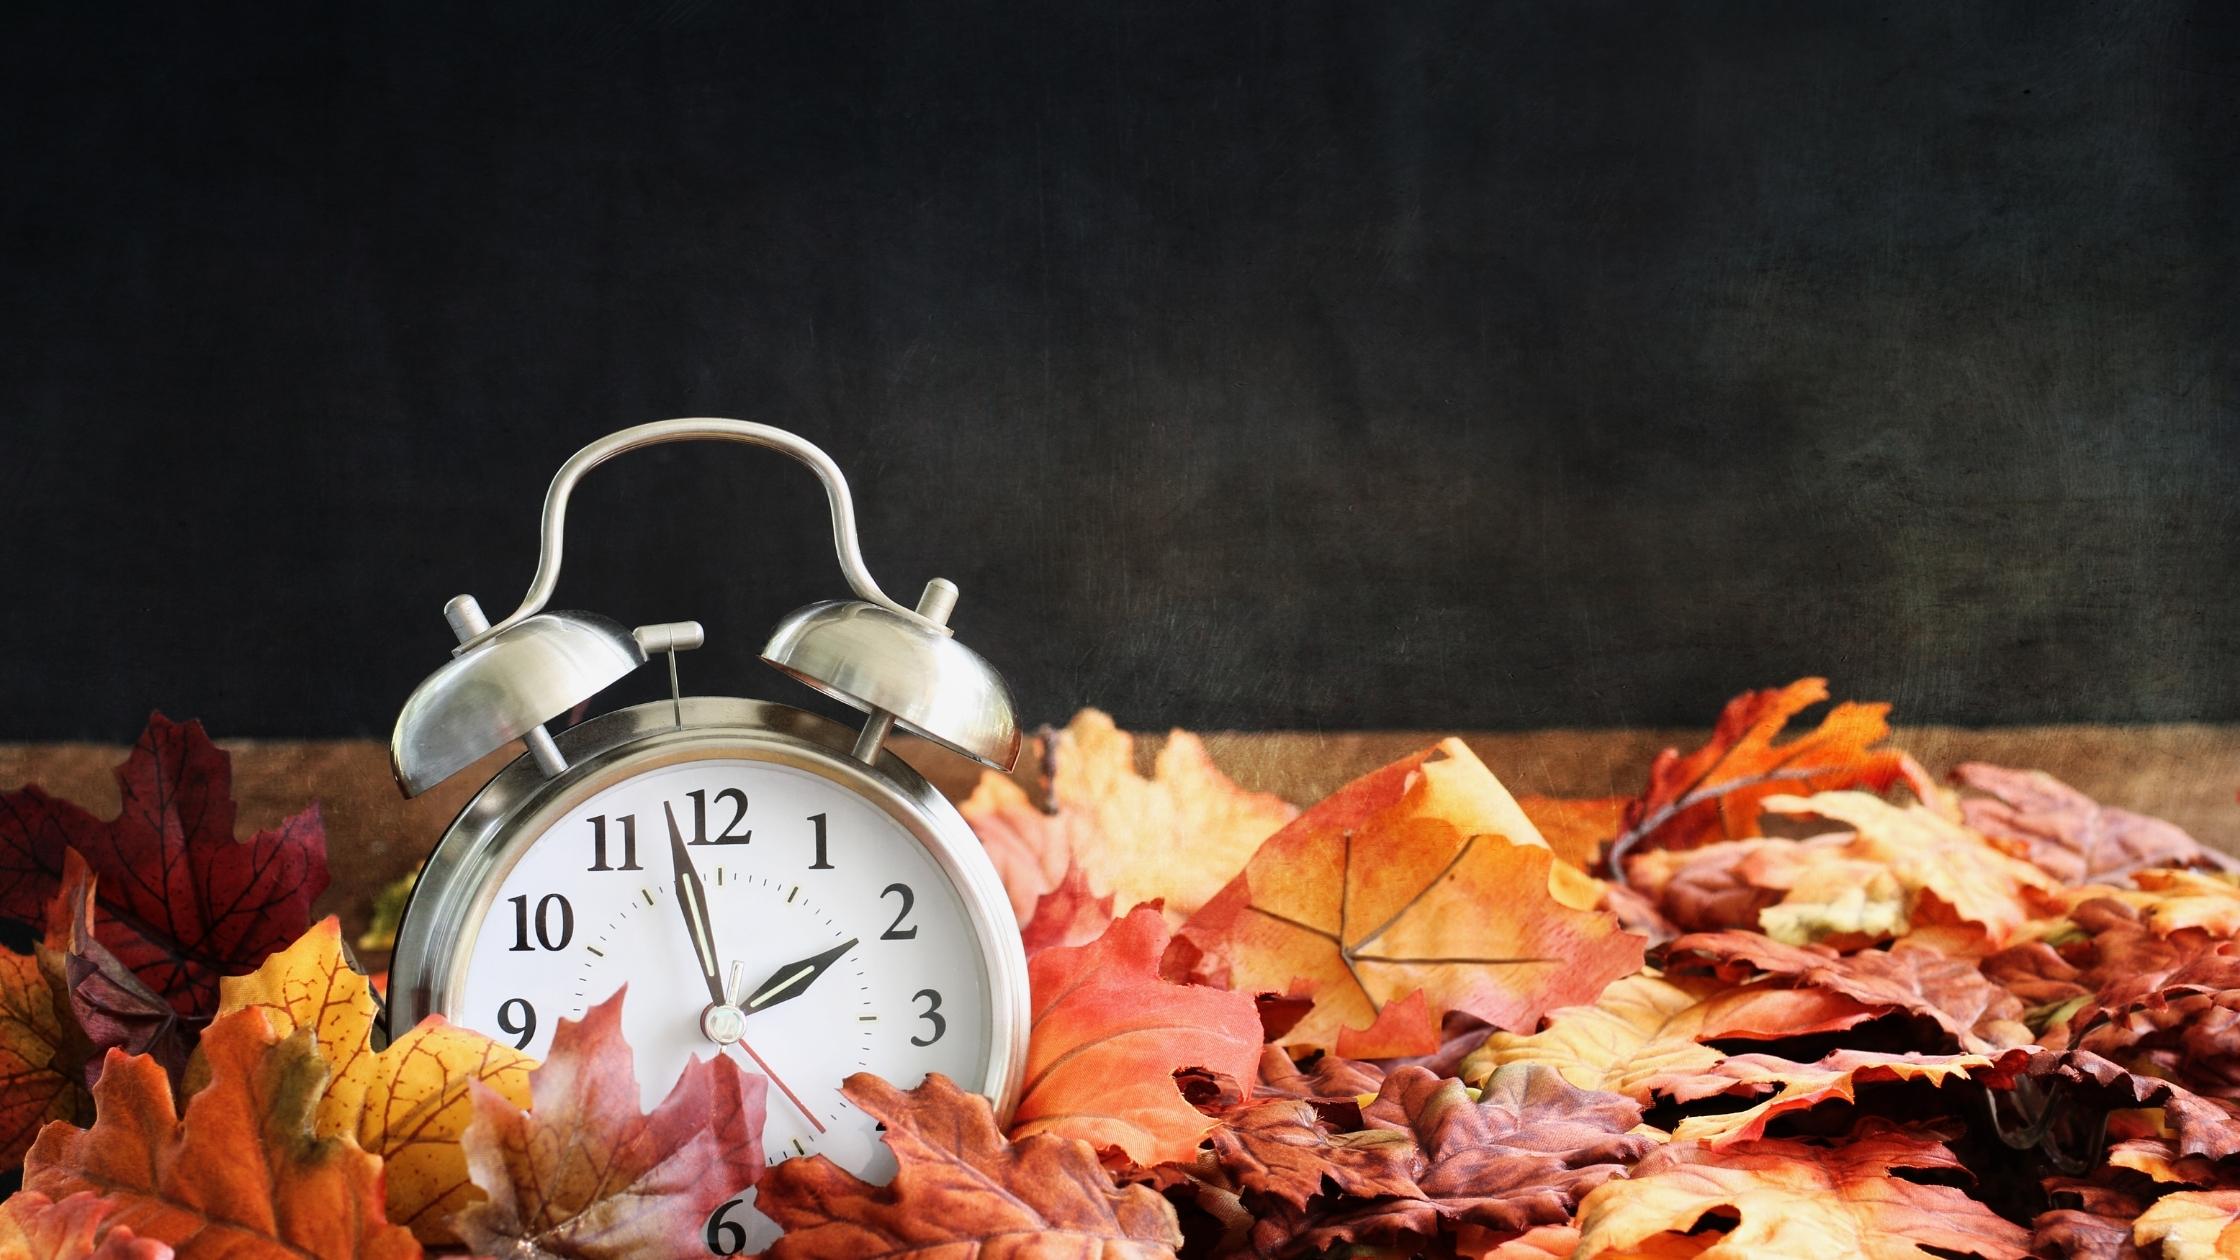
[450,756,996,1187]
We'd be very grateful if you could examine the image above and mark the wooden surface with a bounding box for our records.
[5,724,2237,949]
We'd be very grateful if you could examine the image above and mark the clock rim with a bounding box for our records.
[386,695,1030,1125]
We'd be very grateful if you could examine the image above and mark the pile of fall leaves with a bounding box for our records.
[5,680,2240,1258]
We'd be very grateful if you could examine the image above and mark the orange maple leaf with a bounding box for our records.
[961,710,1297,921]
[1017,862,1117,955]
[453,989,766,1260]
[0,884,88,1168]
[1607,678,1929,871]
[0,1192,172,1260]
[759,1073,1182,1259]
[1573,1122,2030,1259]
[16,1007,419,1259]
[214,919,533,1244]
[1179,741,1644,1051]
[1013,906,1262,1167]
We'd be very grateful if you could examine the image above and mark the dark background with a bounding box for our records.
[4,2,2236,742]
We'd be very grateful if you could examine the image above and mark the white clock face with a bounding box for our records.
[452,757,995,1191]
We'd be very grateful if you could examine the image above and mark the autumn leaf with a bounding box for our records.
[1606,678,1929,869]
[961,710,1297,921]
[2134,1190,2240,1258]
[1178,740,1644,1051]
[759,1072,1183,1260]
[453,988,765,1260]
[59,854,192,1088]
[1760,791,2057,947]
[0,714,328,1017]
[1013,905,1261,1167]
[1280,1064,1654,1252]
[1256,1044,1387,1112]
[214,918,533,1244]
[1017,862,1116,955]
[1200,1096,1422,1211]
[0,1192,174,1260]
[1572,1122,2029,1259]
[1648,1047,2029,1146]
[2093,869,2240,938]
[1663,930,2033,1052]
[2024,1049,2240,1160]
[18,1006,418,1258]
[1517,795,1629,871]
[1334,988,1441,1060]
[1462,970,1884,1102]
[1954,762,2233,886]
[0,937,89,1168]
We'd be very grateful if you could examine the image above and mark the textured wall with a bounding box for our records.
[3,2,2235,738]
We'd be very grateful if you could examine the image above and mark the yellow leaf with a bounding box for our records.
[1463,972,1881,1102]
[962,709,1297,920]
[1763,792,2056,947]
[2134,1189,2240,1259]
[215,917,534,1244]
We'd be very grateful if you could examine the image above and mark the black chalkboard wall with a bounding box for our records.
[3,2,2236,741]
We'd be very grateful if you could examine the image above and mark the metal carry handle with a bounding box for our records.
[453,418,944,653]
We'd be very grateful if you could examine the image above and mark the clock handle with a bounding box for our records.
[453,418,946,653]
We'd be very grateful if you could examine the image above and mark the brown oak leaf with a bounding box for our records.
[1646,1047,2030,1146]
[1954,762,2233,885]
[759,1072,1183,1260]
[18,1007,418,1258]
[1605,678,1930,870]
[453,988,766,1260]
[0,715,327,1020]
[1572,1121,2028,1259]
[2025,1049,2240,1160]
[1014,905,1262,1167]
[1281,1064,1653,1251]
[1663,930,2032,1052]
[1202,1097,1422,1210]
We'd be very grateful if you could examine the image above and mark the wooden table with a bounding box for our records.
[6,723,2237,949]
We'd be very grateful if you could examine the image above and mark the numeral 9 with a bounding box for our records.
[496,997,537,1049]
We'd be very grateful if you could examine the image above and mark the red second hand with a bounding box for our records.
[737,1039,827,1134]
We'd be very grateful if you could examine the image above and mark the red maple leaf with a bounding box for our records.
[0,714,328,1019]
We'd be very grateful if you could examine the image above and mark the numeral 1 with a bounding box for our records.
[587,813,640,872]
[809,812,833,869]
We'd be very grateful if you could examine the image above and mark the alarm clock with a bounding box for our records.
[384,419,1029,1212]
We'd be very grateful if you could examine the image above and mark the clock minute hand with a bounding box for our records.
[741,937,859,1014]
[663,800,728,1009]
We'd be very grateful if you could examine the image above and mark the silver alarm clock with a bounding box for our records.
[384,420,1028,1235]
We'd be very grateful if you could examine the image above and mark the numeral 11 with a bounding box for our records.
[587,813,640,872]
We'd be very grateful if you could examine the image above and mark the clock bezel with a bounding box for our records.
[387,695,1030,1124]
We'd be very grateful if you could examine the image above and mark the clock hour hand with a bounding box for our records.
[663,800,728,1009]
[740,937,858,1014]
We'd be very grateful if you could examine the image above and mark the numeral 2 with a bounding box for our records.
[880,883,917,940]
[587,813,641,872]
[507,893,574,951]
